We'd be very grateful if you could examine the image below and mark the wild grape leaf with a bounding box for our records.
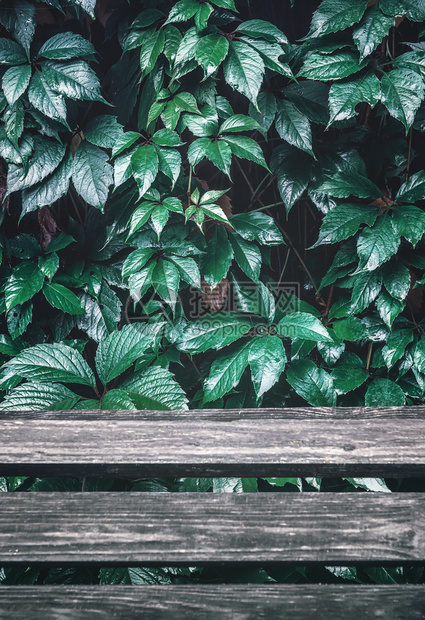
[287,359,337,406]
[376,290,405,328]
[249,91,277,136]
[196,34,229,77]
[298,51,365,81]
[222,136,268,170]
[391,205,425,247]
[175,312,255,353]
[71,0,96,18]
[140,29,165,76]
[381,69,424,131]
[2,64,31,105]
[0,381,80,411]
[382,329,413,368]
[43,282,84,315]
[357,216,400,271]
[248,335,286,398]
[0,39,27,65]
[395,170,425,203]
[121,366,188,410]
[21,152,72,215]
[383,262,411,301]
[312,204,378,247]
[152,259,180,306]
[156,146,181,188]
[229,234,261,281]
[84,115,123,149]
[77,283,122,343]
[5,262,44,311]
[42,60,106,102]
[344,478,391,493]
[230,212,284,245]
[235,19,288,44]
[2,343,96,387]
[284,80,330,125]
[331,353,368,395]
[122,248,155,277]
[328,73,381,124]
[204,140,232,178]
[365,378,405,406]
[38,32,96,60]
[131,144,159,197]
[0,0,35,54]
[95,324,152,385]
[333,317,367,341]
[306,0,367,38]
[413,337,425,374]
[72,142,113,210]
[275,100,314,157]
[6,136,66,195]
[271,145,313,213]
[28,72,68,124]
[6,300,32,339]
[240,37,292,78]
[316,170,381,199]
[167,255,201,288]
[277,312,332,342]
[353,5,394,59]
[165,0,200,25]
[350,269,382,313]
[203,341,251,404]
[223,41,264,108]
[200,227,233,290]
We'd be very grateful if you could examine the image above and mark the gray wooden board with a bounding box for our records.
[0,585,424,619]
[1,407,425,477]
[1,492,425,565]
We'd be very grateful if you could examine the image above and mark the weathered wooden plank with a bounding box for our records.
[1,493,424,565]
[0,585,424,619]
[1,408,425,477]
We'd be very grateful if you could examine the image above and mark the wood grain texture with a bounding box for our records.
[2,407,425,477]
[0,585,424,619]
[1,492,425,565]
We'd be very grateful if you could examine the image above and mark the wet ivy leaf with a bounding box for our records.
[248,335,286,398]
[287,359,337,406]
[203,341,251,404]
[365,378,405,406]
[381,69,424,132]
[357,216,400,271]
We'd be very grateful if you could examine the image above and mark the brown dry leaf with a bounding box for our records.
[38,207,58,250]
[201,277,229,311]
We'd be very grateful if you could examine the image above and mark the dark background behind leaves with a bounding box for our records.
[1,0,425,586]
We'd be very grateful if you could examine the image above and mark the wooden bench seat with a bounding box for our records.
[0,408,425,618]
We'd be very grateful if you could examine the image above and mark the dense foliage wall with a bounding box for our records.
[1,0,425,586]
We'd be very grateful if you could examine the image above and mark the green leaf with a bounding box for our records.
[203,341,251,404]
[95,324,152,385]
[28,72,68,124]
[229,234,261,282]
[128,262,156,302]
[222,136,269,170]
[277,312,332,342]
[249,91,277,136]
[271,145,312,213]
[84,116,123,149]
[328,73,381,124]
[122,248,155,277]
[333,317,367,341]
[152,259,180,306]
[230,212,284,246]
[263,478,302,491]
[381,69,424,131]
[413,337,425,374]
[6,301,32,339]
[275,100,314,157]
[2,343,96,388]
[38,32,96,60]
[391,206,425,247]
[2,64,31,105]
[350,269,382,313]
[156,147,181,188]
[376,290,405,328]
[357,216,400,271]
[168,255,201,289]
[331,353,368,394]
[313,204,378,247]
[43,282,84,315]
[284,81,330,125]
[287,359,337,406]
[382,329,413,369]
[219,114,259,134]
[306,0,367,38]
[201,227,233,290]
[353,5,394,59]
[0,39,27,65]
[240,37,292,78]
[72,142,113,210]
[235,19,288,44]
[395,171,425,204]
[196,34,229,77]
[7,136,66,195]
[77,283,122,343]
[121,366,188,410]
[383,262,411,301]
[165,0,200,25]
[316,170,381,199]
[72,0,96,19]
[152,128,183,147]
[224,41,264,108]
[100,389,135,410]
[5,262,44,311]
[140,29,165,76]
[176,312,255,353]
[365,378,405,406]
[112,131,141,158]
[0,381,80,411]
[204,140,232,178]
[0,0,35,54]
[21,152,72,214]
[344,478,391,492]
[38,253,59,280]
[131,144,159,197]
[42,60,106,102]
[249,335,286,398]
[298,51,365,81]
